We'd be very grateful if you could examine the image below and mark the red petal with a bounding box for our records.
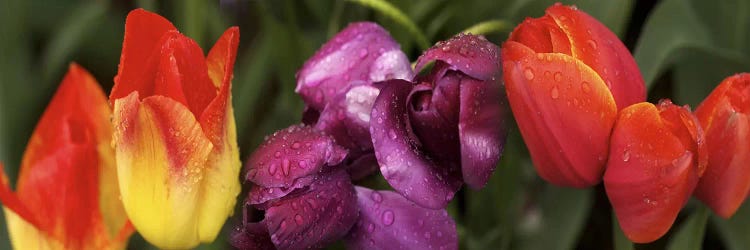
[201,27,239,147]
[508,15,571,55]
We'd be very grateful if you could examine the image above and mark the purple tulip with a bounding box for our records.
[370,33,507,209]
[232,125,457,250]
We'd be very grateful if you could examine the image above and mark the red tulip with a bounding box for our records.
[502,4,646,187]
[694,73,750,218]
[0,64,134,249]
[604,100,706,243]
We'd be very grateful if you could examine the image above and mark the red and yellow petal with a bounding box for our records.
[112,93,213,249]
[694,73,750,218]
[502,41,617,187]
[605,101,704,243]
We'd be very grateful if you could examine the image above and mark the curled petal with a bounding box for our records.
[296,22,413,110]
[408,74,461,164]
[695,73,750,218]
[370,79,462,209]
[230,223,275,250]
[458,76,508,189]
[502,41,617,187]
[315,84,381,152]
[345,187,458,250]
[604,101,705,243]
[415,33,500,81]
[263,171,358,249]
[245,124,347,188]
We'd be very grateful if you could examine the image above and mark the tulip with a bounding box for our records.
[109,9,240,249]
[0,64,134,249]
[370,33,507,209]
[502,3,646,187]
[694,73,750,218]
[232,125,457,250]
[604,100,706,243]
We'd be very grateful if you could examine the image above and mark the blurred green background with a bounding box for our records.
[1,0,749,249]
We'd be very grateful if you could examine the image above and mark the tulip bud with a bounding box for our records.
[694,73,750,218]
[502,4,645,187]
[604,100,706,243]
[109,9,240,249]
[0,64,133,249]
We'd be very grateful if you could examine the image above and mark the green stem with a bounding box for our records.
[461,20,512,36]
[346,0,430,50]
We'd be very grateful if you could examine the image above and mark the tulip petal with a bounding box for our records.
[247,175,318,209]
[502,41,617,187]
[508,15,572,55]
[345,187,458,250]
[245,124,347,188]
[604,101,704,243]
[458,76,508,189]
[408,74,461,164]
[230,223,275,250]
[415,33,500,81]
[546,4,645,109]
[263,171,358,249]
[112,93,213,249]
[296,22,412,110]
[695,73,750,218]
[111,9,177,103]
[315,84,381,152]
[370,79,462,209]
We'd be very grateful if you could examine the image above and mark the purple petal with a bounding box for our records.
[230,223,276,250]
[315,84,381,152]
[408,72,461,164]
[245,124,347,188]
[296,22,413,111]
[344,187,458,250]
[458,77,508,189]
[264,171,359,249]
[415,33,500,81]
[370,79,462,209]
[246,175,317,208]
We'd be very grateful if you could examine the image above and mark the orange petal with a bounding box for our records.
[604,101,704,243]
[695,73,750,218]
[113,92,214,249]
[502,41,616,187]
[546,4,645,109]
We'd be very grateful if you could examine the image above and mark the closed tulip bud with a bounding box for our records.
[694,73,750,218]
[605,100,706,243]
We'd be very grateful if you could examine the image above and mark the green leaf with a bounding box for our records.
[176,0,207,48]
[666,205,709,250]
[714,201,750,250]
[346,0,430,50]
[461,20,512,36]
[513,185,592,250]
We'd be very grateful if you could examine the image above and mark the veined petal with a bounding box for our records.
[546,4,645,109]
[415,34,500,81]
[263,171,358,249]
[502,41,616,187]
[112,93,213,249]
[695,73,750,218]
[604,101,704,243]
[296,22,412,110]
[458,76,507,189]
[370,79,462,209]
[345,187,458,250]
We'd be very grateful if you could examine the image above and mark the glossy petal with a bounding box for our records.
[604,101,705,243]
[415,33,500,81]
[245,124,347,188]
[408,74,461,165]
[502,41,617,187]
[230,223,275,250]
[458,76,507,189]
[0,65,133,249]
[694,73,750,218]
[296,22,413,111]
[113,93,213,249]
[370,79,462,209]
[263,171,358,249]
[315,84,381,152]
[345,187,458,250]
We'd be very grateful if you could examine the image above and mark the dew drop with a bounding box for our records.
[359,48,368,58]
[371,191,383,203]
[524,68,535,80]
[586,39,598,49]
[382,210,395,226]
[282,159,291,176]
[294,214,304,225]
[581,81,591,93]
[553,72,563,82]
[268,163,278,175]
[291,142,301,149]
[367,223,375,233]
[274,151,282,158]
[622,150,630,162]
[550,86,560,99]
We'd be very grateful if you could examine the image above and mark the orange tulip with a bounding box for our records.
[0,64,133,249]
[502,4,646,187]
[694,73,750,218]
[109,9,240,249]
[604,100,706,243]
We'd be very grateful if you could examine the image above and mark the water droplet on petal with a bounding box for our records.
[371,191,383,203]
[382,210,395,226]
[622,150,630,162]
[551,86,560,99]
[587,39,598,49]
[282,159,291,176]
[553,72,563,82]
[268,163,278,175]
[581,81,591,93]
[294,214,304,225]
[524,68,535,80]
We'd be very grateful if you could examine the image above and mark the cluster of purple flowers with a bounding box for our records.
[231,22,507,250]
